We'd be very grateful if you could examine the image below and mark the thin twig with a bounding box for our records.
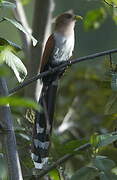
[8,48,117,96]
[104,0,117,8]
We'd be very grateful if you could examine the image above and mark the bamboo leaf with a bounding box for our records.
[3,17,38,46]
[0,96,41,111]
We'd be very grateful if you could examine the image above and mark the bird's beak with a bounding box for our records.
[74,15,83,21]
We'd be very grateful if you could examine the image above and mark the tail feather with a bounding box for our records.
[32,80,58,169]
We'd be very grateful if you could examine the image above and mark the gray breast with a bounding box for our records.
[51,32,74,65]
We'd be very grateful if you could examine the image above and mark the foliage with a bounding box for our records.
[0,1,16,8]
[1,0,117,179]
[84,8,106,30]
[83,0,117,30]
[0,96,41,111]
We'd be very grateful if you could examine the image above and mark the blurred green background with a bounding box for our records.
[1,0,117,179]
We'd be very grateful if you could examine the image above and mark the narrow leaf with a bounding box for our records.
[97,133,117,147]
[3,17,37,46]
[0,37,21,52]
[2,50,27,82]
[0,1,16,8]
[0,96,40,111]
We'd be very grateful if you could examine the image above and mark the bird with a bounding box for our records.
[31,10,82,169]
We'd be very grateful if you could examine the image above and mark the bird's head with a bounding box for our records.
[55,10,83,30]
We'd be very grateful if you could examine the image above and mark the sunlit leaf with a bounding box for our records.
[70,167,98,180]
[0,96,41,111]
[49,169,60,180]
[84,8,106,30]
[0,48,27,82]
[105,0,117,6]
[3,17,38,46]
[90,133,99,148]
[0,1,16,8]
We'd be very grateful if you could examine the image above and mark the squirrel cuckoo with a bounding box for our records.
[32,10,82,169]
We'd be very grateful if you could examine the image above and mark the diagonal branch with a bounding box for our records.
[9,48,117,96]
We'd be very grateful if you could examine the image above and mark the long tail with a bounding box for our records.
[32,80,58,169]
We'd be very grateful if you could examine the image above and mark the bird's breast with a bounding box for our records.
[51,32,74,65]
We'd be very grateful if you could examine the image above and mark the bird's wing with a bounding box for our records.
[40,34,55,72]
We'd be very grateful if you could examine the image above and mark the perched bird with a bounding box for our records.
[32,10,82,169]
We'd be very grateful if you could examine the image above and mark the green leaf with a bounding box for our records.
[0,37,22,52]
[84,8,106,30]
[94,156,115,171]
[20,0,31,5]
[0,46,5,52]
[99,171,117,180]
[90,133,100,148]
[0,49,27,82]
[0,66,10,76]
[105,0,117,7]
[0,96,41,111]
[49,169,60,180]
[3,17,38,46]
[62,139,88,154]
[70,167,99,180]
[0,1,16,8]
[97,133,117,148]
